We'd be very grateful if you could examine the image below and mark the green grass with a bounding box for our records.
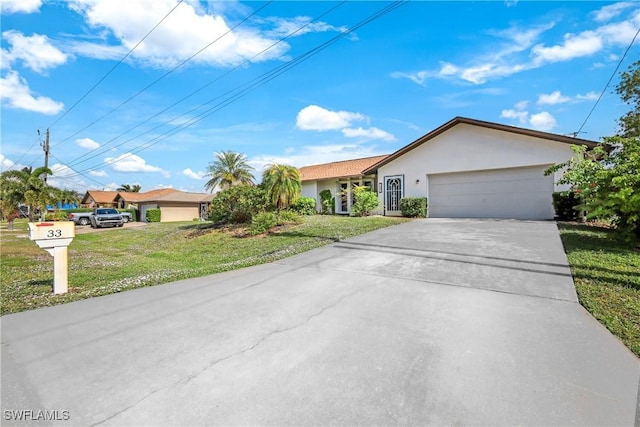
[557,223,640,358]
[1,216,408,315]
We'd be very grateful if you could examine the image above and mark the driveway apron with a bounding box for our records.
[2,219,638,426]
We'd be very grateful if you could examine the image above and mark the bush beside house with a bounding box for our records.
[400,197,427,218]
[552,192,582,221]
[146,208,161,222]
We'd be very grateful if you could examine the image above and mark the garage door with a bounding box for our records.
[427,166,554,220]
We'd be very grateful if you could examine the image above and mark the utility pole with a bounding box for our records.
[41,128,50,183]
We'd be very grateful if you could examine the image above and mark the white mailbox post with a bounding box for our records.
[28,221,75,295]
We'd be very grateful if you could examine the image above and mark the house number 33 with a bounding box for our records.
[47,229,63,238]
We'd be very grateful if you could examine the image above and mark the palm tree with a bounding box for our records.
[262,164,301,211]
[0,166,55,221]
[117,184,141,192]
[204,151,254,192]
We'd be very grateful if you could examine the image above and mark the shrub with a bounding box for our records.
[400,197,427,217]
[277,210,302,224]
[45,211,69,221]
[146,208,161,222]
[208,185,269,224]
[552,191,582,221]
[350,185,380,216]
[250,212,277,235]
[319,190,334,215]
[290,196,316,215]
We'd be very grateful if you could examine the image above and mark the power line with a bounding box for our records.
[62,1,348,170]
[47,0,185,131]
[61,1,408,179]
[52,1,273,149]
[8,132,41,170]
[575,24,640,136]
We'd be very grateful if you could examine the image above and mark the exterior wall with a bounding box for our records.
[377,124,577,213]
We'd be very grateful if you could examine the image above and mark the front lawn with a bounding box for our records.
[1,216,408,315]
[558,223,640,358]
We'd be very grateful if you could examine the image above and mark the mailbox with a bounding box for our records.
[28,221,75,295]
[28,221,75,241]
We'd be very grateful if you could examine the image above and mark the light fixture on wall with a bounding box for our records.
[416,179,420,184]
[378,183,382,193]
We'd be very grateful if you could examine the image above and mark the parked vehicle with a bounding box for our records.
[90,208,124,228]
[68,210,132,226]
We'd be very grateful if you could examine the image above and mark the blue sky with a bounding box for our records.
[1,0,639,194]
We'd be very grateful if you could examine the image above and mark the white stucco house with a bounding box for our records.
[299,116,599,220]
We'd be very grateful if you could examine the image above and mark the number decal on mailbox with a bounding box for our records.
[47,229,63,238]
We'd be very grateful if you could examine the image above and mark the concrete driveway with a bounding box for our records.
[2,219,638,426]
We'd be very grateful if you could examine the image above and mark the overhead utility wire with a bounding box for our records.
[62,1,347,170]
[10,134,41,170]
[12,1,183,170]
[63,1,407,177]
[48,152,108,188]
[52,1,272,149]
[575,25,640,136]
[47,0,185,131]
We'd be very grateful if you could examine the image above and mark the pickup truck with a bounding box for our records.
[67,209,132,226]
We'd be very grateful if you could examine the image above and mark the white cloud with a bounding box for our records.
[47,163,88,192]
[76,137,100,149]
[89,170,108,177]
[529,111,557,131]
[592,2,636,22]
[0,70,64,115]
[65,0,289,68]
[514,100,528,111]
[501,109,528,125]
[537,90,571,105]
[263,16,348,38]
[296,105,366,131]
[341,127,396,142]
[0,0,41,14]
[2,31,68,73]
[576,91,599,101]
[532,31,603,64]
[182,168,205,180]
[0,154,24,172]
[104,152,169,176]
[390,70,429,85]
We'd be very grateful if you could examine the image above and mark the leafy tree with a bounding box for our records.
[204,151,254,192]
[0,166,55,222]
[545,138,640,239]
[616,60,639,138]
[349,185,380,216]
[208,185,268,224]
[262,164,301,211]
[544,61,640,240]
[117,184,141,192]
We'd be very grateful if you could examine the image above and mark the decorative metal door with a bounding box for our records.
[385,176,403,214]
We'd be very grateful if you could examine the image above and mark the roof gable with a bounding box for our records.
[81,190,118,204]
[300,155,389,182]
[363,116,599,174]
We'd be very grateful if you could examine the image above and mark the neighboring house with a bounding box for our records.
[300,155,388,215]
[137,191,215,222]
[301,116,599,220]
[114,188,179,209]
[81,191,119,208]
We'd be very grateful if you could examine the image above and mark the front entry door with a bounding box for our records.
[384,175,404,215]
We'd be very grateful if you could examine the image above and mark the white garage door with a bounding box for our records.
[428,166,554,220]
